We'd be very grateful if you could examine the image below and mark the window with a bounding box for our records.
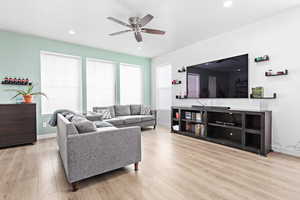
[120,64,143,105]
[156,65,172,110]
[86,59,116,110]
[40,52,82,114]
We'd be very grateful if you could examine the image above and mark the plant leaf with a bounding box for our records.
[10,93,22,100]
[31,92,48,99]
[5,89,26,95]
[27,85,33,94]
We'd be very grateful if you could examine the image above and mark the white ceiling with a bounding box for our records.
[0,0,300,58]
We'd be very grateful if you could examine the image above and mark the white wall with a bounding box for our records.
[152,7,300,156]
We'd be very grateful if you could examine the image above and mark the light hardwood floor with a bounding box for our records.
[1,127,300,200]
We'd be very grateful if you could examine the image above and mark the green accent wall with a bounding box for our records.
[0,30,151,135]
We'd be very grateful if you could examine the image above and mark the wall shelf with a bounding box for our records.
[250,93,277,99]
[265,70,288,77]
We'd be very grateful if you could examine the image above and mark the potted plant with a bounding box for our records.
[5,85,47,103]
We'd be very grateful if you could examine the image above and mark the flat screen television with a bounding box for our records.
[186,54,248,98]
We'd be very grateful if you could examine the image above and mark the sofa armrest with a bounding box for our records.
[66,126,142,183]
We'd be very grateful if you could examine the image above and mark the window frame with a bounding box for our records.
[40,51,83,114]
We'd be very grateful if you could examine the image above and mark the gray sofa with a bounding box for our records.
[92,104,157,129]
[56,114,141,191]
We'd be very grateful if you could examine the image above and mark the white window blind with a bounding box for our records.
[86,59,116,110]
[40,52,82,114]
[120,64,143,105]
[156,65,172,110]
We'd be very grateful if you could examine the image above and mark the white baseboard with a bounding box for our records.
[272,145,300,157]
[37,133,57,140]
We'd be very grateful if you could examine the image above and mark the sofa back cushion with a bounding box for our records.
[115,105,131,116]
[141,105,151,115]
[130,104,141,115]
[93,106,115,119]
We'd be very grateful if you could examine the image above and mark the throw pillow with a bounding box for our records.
[94,109,112,119]
[73,120,97,134]
[114,105,131,116]
[85,112,103,121]
[130,104,141,115]
[141,105,151,115]
[94,121,114,128]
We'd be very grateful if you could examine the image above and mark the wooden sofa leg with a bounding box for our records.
[134,163,139,171]
[71,182,79,192]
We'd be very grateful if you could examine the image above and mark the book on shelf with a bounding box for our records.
[195,124,205,137]
[185,112,192,119]
[196,113,202,122]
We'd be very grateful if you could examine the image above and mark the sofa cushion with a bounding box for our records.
[94,121,114,128]
[104,117,124,126]
[73,119,97,134]
[130,104,141,115]
[140,115,155,122]
[93,106,115,118]
[115,105,131,116]
[94,108,111,119]
[141,105,151,115]
[119,115,142,124]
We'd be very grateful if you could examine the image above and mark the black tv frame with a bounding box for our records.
[186,54,249,99]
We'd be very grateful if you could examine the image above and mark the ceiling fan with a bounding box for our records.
[107,14,166,42]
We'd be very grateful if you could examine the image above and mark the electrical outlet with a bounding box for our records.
[43,122,47,128]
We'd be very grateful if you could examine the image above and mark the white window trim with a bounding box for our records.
[40,51,83,114]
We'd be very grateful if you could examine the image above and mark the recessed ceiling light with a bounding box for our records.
[68,30,76,35]
[223,0,233,8]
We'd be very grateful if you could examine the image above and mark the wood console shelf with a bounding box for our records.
[171,106,272,156]
[0,104,36,148]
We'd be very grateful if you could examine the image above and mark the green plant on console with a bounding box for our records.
[5,85,47,103]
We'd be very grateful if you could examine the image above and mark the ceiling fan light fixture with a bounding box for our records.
[223,0,233,8]
[68,29,76,35]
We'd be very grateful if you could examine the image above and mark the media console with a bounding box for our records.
[171,106,272,156]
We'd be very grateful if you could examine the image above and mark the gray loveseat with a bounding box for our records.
[56,114,141,191]
[92,104,157,129]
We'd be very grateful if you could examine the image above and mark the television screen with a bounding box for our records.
[186,54,248,98]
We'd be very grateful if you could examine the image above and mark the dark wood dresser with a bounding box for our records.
[0,104,37,148]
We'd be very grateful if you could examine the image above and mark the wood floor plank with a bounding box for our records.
[1,127,300,200]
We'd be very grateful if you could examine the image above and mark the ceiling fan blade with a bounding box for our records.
[134,32,143,42]
[107,17,132,28]
[139,14,154,27]
[141,28,165,35]
[109,30,132,36]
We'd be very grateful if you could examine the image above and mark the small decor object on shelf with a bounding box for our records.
[255,55,270,63]
[5,85,47,104]
[172,80,182,85]
[265,69,288,77]
[175,112,180,119]
[178,67,186,73]
[251,87,264,98]
[1,77,32,85]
